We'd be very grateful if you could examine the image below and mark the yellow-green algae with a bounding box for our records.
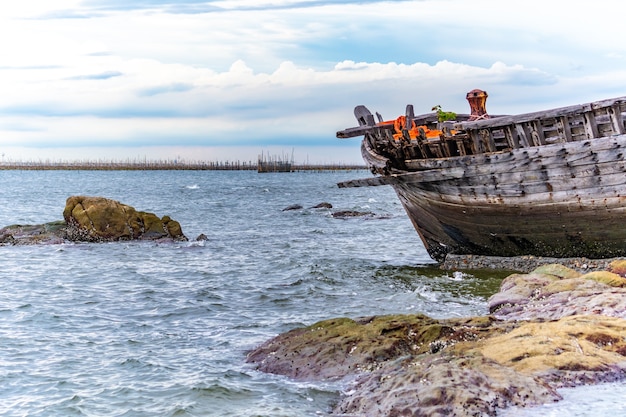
[248,263,626,416]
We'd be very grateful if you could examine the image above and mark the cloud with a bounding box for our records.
[1,0,626,163]
[67,70,123,80]
[137,83,195,97]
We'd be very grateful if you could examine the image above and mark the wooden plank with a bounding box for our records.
[479,128,496,152]
[402,134,626,170]
[337,122,395,139]
[453,98,620,130]
[469,129,483,154]
[387,167,626,259]
[502,125,520,149]
[607,105,625,134]
[515,123,532,147]
[354,105,376,126]
[559,116,573,142]
[583,110,600,138]
[530,120,546,145]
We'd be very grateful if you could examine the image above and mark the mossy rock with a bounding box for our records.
[579,270,626,287]
[608,259,626,277]
[63,196,187,242]
[247,314,512,380]
[532,263,581,279]
[480,315,626,375]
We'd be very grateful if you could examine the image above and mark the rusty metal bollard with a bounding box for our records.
[466,89,489,121]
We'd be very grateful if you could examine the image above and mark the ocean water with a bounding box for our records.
[0,170,623,416]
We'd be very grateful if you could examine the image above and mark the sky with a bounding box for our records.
[2,0,626,164]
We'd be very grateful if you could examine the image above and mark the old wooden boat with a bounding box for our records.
[336,90,626,262]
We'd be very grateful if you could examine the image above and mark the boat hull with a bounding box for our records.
[355,134,626,262]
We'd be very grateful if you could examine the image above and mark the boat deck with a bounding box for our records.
[338,96,626,165]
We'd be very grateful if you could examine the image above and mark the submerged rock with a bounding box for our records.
[0,221,67,245]
[311,202,333,209]
[0,196,187,245]
[282,204,303,211]
[331,210,374,218]
[247,263,626,416]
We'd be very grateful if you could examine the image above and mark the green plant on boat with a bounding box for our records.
[432,105,457,122]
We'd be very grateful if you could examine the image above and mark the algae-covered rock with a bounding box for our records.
[489,265,626,320]
[247,314,476,381]
[488,272,561,314]
[337,354,560,417]
[532,263,581,279]
[0,221,67,245]
[608,259,626,277]
[480,315,626,377]
[63,196,187,242]
[1,196,188,245]
[248,261,626,416]
[579,270,626,287]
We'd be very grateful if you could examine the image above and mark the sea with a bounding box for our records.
[0,169,624,416]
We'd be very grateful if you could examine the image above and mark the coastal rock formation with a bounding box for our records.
[247,262,626,416]
[488,263,626,321]
[0,196,187,245]
[0,221,67,245]
[441,254,621,273]
[331,210,375,218]
[63,196,186,242]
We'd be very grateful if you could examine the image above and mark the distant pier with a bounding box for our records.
[0,159,366,172]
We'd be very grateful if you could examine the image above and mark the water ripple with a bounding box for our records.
[0,170,621,416]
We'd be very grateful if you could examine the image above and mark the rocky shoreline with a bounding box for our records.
[247,262,626,416]
[441,254,618,273]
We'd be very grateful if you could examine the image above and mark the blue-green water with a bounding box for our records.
[0,170,623,416]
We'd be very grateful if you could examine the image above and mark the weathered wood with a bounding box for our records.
[607,104,625,134]
[338,94,626,261]
[454,97,626,130]
[354,105,376,126]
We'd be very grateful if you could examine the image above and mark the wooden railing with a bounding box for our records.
[451,96,626,155]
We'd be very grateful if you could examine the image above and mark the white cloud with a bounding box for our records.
[1,0,626,163]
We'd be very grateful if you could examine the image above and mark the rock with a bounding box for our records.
[247,314,508,381]
[331,210,374,218]
[0,229,16,244]
[488,264,626,320]
[337,353,560,417]
[247,263,626,416]
[282,204,303,211]
[311,202,332,209]
[0,221,67,245]
[63,196,187,242]
[441,254,617,273]
[195,233,208,241]
[0,196,188,245]
[479,315,626,380]
[608,259,626,277]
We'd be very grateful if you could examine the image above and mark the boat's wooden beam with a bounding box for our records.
[607,104,625,134]
[355,105,376,127]
[515,124,532,147]
[455,96,626,130]
[583,111,600,139]
[480,128,497,152]
[558,116,573,142]
[503,125,521,148]
[336,123,395,139]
